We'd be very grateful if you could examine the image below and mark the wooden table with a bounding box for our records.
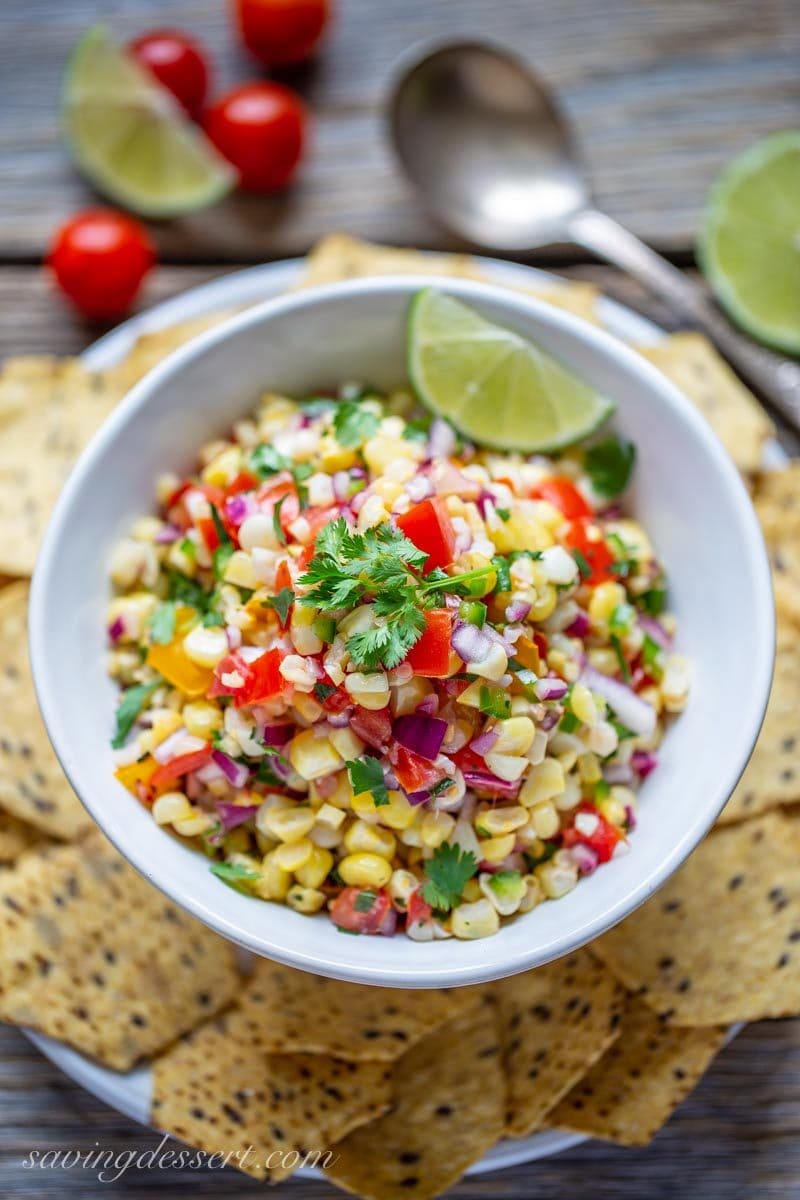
[1,2,799,1197]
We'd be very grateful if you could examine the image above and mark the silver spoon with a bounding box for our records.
[389,41,800,427]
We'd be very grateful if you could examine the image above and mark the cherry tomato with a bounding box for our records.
[330,887,393,935]
[204,82,307,192]
[396,498,455,574]
[48,210,155,320]
[404,609,453,678]
[234,0,331,66]
[532,476,593,519]
[128,29,210,117]
[562,518,614,585]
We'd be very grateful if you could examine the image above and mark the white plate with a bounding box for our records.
[23,254,705,1175]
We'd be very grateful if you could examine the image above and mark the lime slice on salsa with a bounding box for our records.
[62,26,235,218]
[698,131,800,356]
[407,287,614,452]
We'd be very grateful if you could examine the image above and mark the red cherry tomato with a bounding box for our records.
[330,887,392,934]
[234,0,331,66]
[48,210,155,320]
[128,29,210,118]
[532,477,593,519]
[204,82,307,192]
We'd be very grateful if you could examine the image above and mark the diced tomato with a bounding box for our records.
[406,889,433,926]
[208,648,285,707]
[302,505,337,544]
[532,476,593,519]
[150,746,212,790]
[318,678,351,715]
[562,802,623,863]
[405,609,453,678]
[562,518,614,585]
[330,887,393,934]
[350,705,392,751]
[225,469,259,497]
[396,497,455,573]
[297,544,315,569]
[197,515,221,552]
[439,675,472,699]
[451,743,486,775]
[391,745,446,794]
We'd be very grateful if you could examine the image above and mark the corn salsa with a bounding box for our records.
[107,384,689,940]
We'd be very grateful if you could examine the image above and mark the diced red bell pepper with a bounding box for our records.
[150,746,212,790]
[532,476,593,519]
[405,609,453,678]
[350,705,392,751]
[330,887,393,934]
[562,518,614,585]
[302,505,338,544]
[391,745,447,794]
[562,802,623,863]
[208,648,285,707]
[451,743,486,776]
[396,497,455,573]
[224,469,259,497]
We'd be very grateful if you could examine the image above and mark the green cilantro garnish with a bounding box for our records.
[524,841,557,869]
[148,602,176,646]
[262,586,294,628]
[422,842,479,912]
[610,718,637,742]
[639,585,667,616]
[167,571,212,613]
[333,401,380,448]
[292,462,313,508]
[491,550,544,594]
[402,416,431,443]
[479,685,511,720]
[209,504,234,580]
[203,611,225,627]
[354,890,378,913]
[210,862,260,893]
[642,633,663,674]
[594,779,611,801]
[346,756,388,807]
[111,678,162,749]
[428,778,454,799]
[585,434,636,498]
[251,444,290,478]
[495,507,511,522]
[313,681,337,702]
[606,532,638,579]
[610,633,631,682]
[272,496,288,547]
[609,603,635,634]
[573,548,591,580]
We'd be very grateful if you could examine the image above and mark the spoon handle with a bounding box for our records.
[568,207,800,430]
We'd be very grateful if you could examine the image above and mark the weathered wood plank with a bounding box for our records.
[0,0,797,260]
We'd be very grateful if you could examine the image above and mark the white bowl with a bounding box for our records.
[30,277,774,989]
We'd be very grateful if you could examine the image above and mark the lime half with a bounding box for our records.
[63,26,235,218]
[698,131,800,356]
[408,288,614,452]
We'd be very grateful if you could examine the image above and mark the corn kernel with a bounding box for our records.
[260,805,316,843]
[492,716,536,756]
[475,806,528,837]
[536,849,579,898]
[451,898,500,939]
[519,757,565,807]
[461,878,482,903]
[272,838,314,872]
[295,846,334,889]
[352,789,417,831]
[478,833,516,864]
[479,870,526,916]
[292,692,324,723]
[182,701,222,739]
[152,791,192,826]
[202,445,242,487]
[363,434,418,477]
[389,868,419,910]
[484,751,528,782]
[577,752,602,784]
[173,810,217,837]
[420,810,455,850]
[344,820,397,858]
[286,886,326,914]
[529,584,557,621]
[344,671,390,711]
[390,676,434,717]
[518,873,545,913]
[222,550,261,591]
[254,856,292,901]
[588,581,627,625]
[338,853,392,888]
[149,709,183,746]
[183,624,229,669]
[328,726,366,762]
[570,682,599,727]
[315,802,346,830]
[288,730,343,780]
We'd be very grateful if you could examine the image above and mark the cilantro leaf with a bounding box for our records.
[148,602,176,646]
[262,585,294,628]
[210,862,260,893]
[111,678,162,749]
[272,496,288,546]
[203,611,225,627]
[354,890,378,913]
[250,444,290,478]
[422,842,479,912]
[167,570,212,613]
[313,681,337,702]
[585,435,636,499]
[346,756,388,807]
[333,401,380,448]
[572,548,591,580]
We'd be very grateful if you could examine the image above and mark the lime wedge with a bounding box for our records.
[63,26,235,218]
[698,131,800,356]
[407,288,614,452]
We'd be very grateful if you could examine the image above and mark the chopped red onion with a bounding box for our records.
[211,750,251,789]
[638,614,672,650]
[476,490,494,519]
[631,749,658,778]
[581,665,657,737]
[534,677,569,701]
[194,760,226,785]
[332,471,351,503]
[383,767,400,791]
[327,709,352,728]
[505,599,532,623]
[225,624,243,651]
[624,804,637,831]
[469,728,499,757]
[393,714,447,762]
[215,801,260,830]
[565,609,590,638]
[108,616,125,644]
[154,524,182,545]
[603,762,634,785]
[261,723,293,746]
[225,493,256,526]
[415,694,439,716]
[376,906,397,937]
[350,488,367,514]
[406,474,433,503]
[569,842,599,875]
[428,417,457,460]
[462,770,521,800]
[314,772,338,798]
[539,707,562,732]
[152,729,207,764]
[406,788,431,807]
[451,621,492,664]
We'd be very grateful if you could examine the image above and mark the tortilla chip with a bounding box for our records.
[235,957,476,1062]
[0,363,126,575]
[755,464,800,540]
[487,949,625,1137]
[637,333,773,473]
[0,582,91,839]
[594,811,800,1025]
[549,997,726,1144]
[111,314,230,392]
[299,233,599,324]
[718,611,800,824]
[325,1004,505,1200]
[0,832,239,1069]
[152,1008,392,1182]
[0,810,44,863]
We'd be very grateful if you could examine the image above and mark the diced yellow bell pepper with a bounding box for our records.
[146,605,213,696]
[114,756,158,795]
